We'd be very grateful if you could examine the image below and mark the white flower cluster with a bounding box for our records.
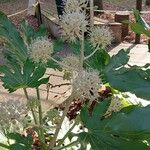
[72,70,102,102]
[60,11,88,42]
[0,99,27,129]
[29,37,53,64]
[89,26,113,49]
[62,55,80,72]
[64,0,88,13]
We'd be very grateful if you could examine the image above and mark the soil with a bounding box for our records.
[0,0,149,47]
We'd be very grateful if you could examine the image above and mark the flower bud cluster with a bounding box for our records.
[89,26,113,49]
[72,70,102,102]
[60,0,88,42]
[0,99,27,129]
[64,0,88,13]
[28,37,53,64]
[60,12,88,42]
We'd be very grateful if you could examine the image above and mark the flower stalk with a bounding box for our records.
[23,88,38,124]
[49,95,74,149]
[79,26,85,69]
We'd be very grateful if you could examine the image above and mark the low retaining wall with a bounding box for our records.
[42,12,122,43]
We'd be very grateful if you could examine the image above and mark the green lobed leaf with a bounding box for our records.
[78,101,150,149]
[0,11,28,63]
[104,49,150,100]
[0,59,49,92]
[8,133,32,150]
[104,105,150,140]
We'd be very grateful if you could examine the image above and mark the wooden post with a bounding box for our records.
[55,0,64,16]
[135,0,142,44]
[35,0,42,25]
[115,11,130,40]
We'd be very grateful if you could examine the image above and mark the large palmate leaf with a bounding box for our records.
[8,133,32,150]
[130,22,150,37]
[133,9,150,30]
[0,133,32,150]
[129,9,150,44]
[78,101,150,150]
[105,105,150,140]
[104,49,150,100]
[0,11,28,62]
[0,60,49,92]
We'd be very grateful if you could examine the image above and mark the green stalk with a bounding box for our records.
[57,122,76,147]
[49,95,74,149]
[84,45,99,60]
[80,26,85,69]
[54,140,79,150]
[23,88,38,124]
[36,87,43,125]
[36,87,47,150]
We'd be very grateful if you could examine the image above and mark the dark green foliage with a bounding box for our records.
[104,49,150,100]
[78,101,150,150]
[84,49,110,72]
[0,11,28,63]
[0,133,33,150]
[8,133,32,150]
[0,59,49,92]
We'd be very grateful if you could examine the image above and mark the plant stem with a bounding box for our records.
[54,140,79,150]
[49,95,74,149]
[36,87,47,150]
[50,57,73,70]
[84,45,99,60]
[57,122,76,147]
[36,87,43,125]
[23,88,38,124]
[80,26,85,69]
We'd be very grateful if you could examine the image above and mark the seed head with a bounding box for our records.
[0,99,27,129]
[29,37,53,64]
[89,26,113,49]
[60,11,88,42]
[72,70,102,102]
[64,0,88,13]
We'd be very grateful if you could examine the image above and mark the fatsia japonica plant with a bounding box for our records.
[129,9,150,51]
[0,0,150,150]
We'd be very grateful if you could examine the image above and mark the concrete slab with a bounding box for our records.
[0,69,71,111]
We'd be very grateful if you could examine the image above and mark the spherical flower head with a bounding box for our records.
[60,11,88,42]
[89,26,113,49]
[72,70,102,102]
[64,0,88,13]
[0,99,27,129]
[62,55,80,71]
[29,37,53,64]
